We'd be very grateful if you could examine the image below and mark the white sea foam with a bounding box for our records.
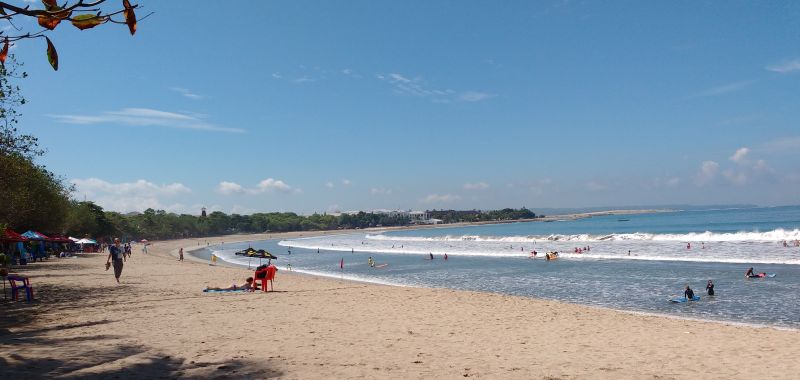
[364,228,800,243]
[279,228,800,265]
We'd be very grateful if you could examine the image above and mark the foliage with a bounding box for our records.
[0,152,71,232]
[427,208,537,224]
[0,1,144,70]
[0,56,71,233]
[0,56,39,159]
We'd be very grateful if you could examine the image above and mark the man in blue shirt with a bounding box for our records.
[106,238,126,283]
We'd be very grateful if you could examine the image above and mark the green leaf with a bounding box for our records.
[71,14,105,30]
[45,37,58,71]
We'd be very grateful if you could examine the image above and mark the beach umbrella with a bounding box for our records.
[140,239,149,243]
[235,248,277,268]
[76,238,97,245]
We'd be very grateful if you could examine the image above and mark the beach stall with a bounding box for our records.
[1,229,30,264]
[75,238,99,253]
[22,231,50,261]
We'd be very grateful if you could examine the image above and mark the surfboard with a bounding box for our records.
[374,263,388,268]
[669,296,700,303]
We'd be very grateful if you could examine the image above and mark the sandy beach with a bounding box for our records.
[2,231,799,379]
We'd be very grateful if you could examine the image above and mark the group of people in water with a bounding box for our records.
[681,266,773,301]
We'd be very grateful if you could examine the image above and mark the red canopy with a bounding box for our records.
[1,229,29,242]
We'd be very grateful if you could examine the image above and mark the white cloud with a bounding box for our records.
[217,181,244,195]
[421,193,461,203]
[665,177,681,187]
[71,178,192,213]
[586,181,609,192]
[256,178,292,193]
[695,160,719,185]
[730,147,750,163]
[377,72,493,103]
[342,68,353,75]
[722,169,749,185]
[49,108,244,133]
[688,80,755,98]
[217,178,296,195]
[766,58,800,73]
[324,181,335,189]
[370,187,392,195]
[463,182,490,190]
[388,73,412,83]
[293,76,314,84]
[271,72,282,79]
[459,91,496,102]
[341,179,351,186]
[169,87,203,99]
[528,178,554,195]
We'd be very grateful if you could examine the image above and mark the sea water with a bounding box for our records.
[204,206,800,328]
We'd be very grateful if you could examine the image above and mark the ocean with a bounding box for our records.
[202,206,800,328]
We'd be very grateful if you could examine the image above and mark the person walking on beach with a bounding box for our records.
[106,238,126,284]
[179,248,184,261]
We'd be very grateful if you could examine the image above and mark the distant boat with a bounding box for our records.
[618,218,630,222]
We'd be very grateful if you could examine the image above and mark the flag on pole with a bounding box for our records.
[340,258,344,269]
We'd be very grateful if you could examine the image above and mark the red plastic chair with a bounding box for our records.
[253,265,277,292]
[7,275,34,302]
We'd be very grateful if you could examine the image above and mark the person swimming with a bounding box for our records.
[684,285,695,300]
[706,280,714,296]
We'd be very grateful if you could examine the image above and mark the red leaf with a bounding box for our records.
[0,38,8,64]
[38,15,61,30]
[45,37,58,71]
[123,0,136,35]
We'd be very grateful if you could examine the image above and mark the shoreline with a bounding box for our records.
[187,237,798,333]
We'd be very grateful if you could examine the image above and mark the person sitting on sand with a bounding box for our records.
[684,285,694,300]
[706,280,714,296]
[205,277,254,292]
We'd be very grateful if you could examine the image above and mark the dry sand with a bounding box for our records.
[2,232,799,379]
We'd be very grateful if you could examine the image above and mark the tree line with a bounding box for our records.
[428,208,538,224]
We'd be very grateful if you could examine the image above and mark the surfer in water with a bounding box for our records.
[745,267,768,278]
[706,280,714,296]
[684,285,695,300]
[368,256,375,267]
[429,252,434,260]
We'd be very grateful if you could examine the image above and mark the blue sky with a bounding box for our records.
[9,0,800,214]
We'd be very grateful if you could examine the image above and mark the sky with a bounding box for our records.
[7,0,800,214]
